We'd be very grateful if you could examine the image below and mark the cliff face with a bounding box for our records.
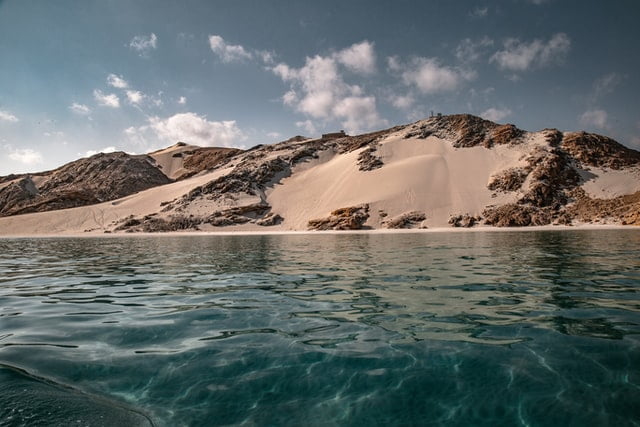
[1,114,639,233]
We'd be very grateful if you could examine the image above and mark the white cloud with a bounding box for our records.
[490,33,570,71]
[107,73,129,89]
[389,94,416,110]
[178,96,187,105]
[396,57,475,94]
[207,34,276,65]
[69,102,91,115]
[93,90,120,108]
[480,107,512,122]
[336,40,376,74]
[580,109,608,129]
[0,110,19,122]
[257,50,276,65]
[85,146,117,157]
[149,112,245,147]
[456,37,494,63]
[208,35,253,63]
[333,96,383,133]
[9,148,43,165]
[271,42,385,133]
[129,33,157,56]
[126,90,145,105]
[267,131,281,139]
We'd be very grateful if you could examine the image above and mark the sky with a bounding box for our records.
[1,0,639,175]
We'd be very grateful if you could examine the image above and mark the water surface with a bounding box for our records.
[1,231,639,426]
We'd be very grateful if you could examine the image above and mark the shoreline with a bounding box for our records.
[0,223,636,239]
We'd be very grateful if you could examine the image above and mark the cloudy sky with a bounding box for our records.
[1,0,639,174]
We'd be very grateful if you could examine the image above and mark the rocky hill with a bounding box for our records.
[0,144,244,217]
[0,114,639,234]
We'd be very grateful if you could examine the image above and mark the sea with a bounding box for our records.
[0,230,639,426]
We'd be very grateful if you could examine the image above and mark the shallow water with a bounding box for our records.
[0,231,639,426]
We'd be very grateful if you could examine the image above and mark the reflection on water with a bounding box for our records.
[0,231,639,426]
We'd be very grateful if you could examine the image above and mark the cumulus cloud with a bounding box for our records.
[490,33,571,71]
[333,96,382,132]
[93,90,120,108]
[9,148,43,165]
[107,73,129,89]
[129,33,157,56]
[481,107,512,122]
[0,110,19,122]
[85,146,117,157]
[178,96,187,105]
[580,109,608,129]
[69,103,91,115]
[209,35,253,63]
[335,40,376,74]
[455,37,494,63]
[270,41,385,133]
[125,90,145,105]
[148,112,245,147]
[394,57,475,94]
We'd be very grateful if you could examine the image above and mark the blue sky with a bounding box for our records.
[1,0,639,175]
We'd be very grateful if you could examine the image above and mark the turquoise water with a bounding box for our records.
[0,231,639,426]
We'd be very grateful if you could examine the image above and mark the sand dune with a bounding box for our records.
[1,114,639,235]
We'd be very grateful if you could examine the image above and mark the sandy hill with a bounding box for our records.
[1,114,639,235]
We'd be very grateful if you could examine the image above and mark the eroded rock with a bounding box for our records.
[448,214,481,228]
[383,211,426,229]
[308,204,370,230]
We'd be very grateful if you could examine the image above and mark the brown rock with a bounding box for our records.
[383,211,426,229]
[308,204,370,230]
[448,214,480,228]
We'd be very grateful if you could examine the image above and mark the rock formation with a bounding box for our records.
[0,152,171,216]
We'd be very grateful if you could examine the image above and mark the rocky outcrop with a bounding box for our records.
[177,147,242,179]
[566,189,640,225]
[207,203,271,226]
[520,146,580,208]
[357,145,383,171]
[115,203,278,232]
[0,177,38,214]
[383,211,426,229]
[256,212,283,226]
[448,214,481,228]
[404,114,524,148]
[482,204,552,227]
[487,168,528,192]
[561,132,640,169]
[114,214,203,233]
[0,152,171,216]
[308,205,370,230]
